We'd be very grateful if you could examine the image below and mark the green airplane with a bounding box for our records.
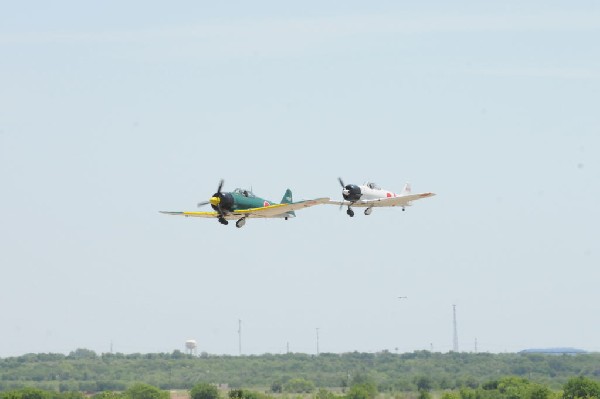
[160,179,329,228]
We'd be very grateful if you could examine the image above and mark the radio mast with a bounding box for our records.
[238,319,242,356]
[452,305,459,352]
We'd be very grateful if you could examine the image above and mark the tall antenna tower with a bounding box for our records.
[452,304,459,352]
[316,328,320,355]
[238,319,242,356]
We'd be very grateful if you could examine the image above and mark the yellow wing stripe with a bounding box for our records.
[160,199,329,220]
[159,204,290,219]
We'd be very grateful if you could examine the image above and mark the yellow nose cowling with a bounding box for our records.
[209,196,221,206]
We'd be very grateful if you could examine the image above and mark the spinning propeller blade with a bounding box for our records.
[338,177,346,210]
[216,179,226,218]
[198,179,226,212]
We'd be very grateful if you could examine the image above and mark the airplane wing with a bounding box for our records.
[252,197,330,217]
[328,192,435,208]
[160,197,330,219]
[159,210,235,219]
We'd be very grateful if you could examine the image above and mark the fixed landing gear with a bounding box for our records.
[235,218,246,228]
[402,207,405,212]
[364,207,373,216]
[218,217,228,225]
[346,208,355,217]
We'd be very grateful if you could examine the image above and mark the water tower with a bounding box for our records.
[185,339,197,356]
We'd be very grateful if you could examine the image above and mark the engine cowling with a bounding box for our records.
[210,192,235,213]
[342,184,362,201]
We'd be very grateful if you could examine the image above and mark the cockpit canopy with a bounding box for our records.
[233,188,256,198]
[365,182,380,190]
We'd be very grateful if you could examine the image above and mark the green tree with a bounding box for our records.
[350,373,373,387]
[414,376,434,392]
[482,380,499,390]
[227,391,265,399]
[68,349,97,360]
[418,390,431,399]
[229,390,243,399]
[346,383,377,399]
[316,388,337,399]
[124,383,168,399]
[170,350,186,360]
[58,393,86,399]
[190,383,220,399]
[562,376,600,399]
[529,385,552,399]
[15,388,49,399]
[284,378,315,393]
[269,382,283,394]
[0,389,48,399]
[93,392,124,399]
[458,387,477,399]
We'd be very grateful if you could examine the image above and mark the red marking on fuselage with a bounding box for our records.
[386,192,392,198]
[263,201,270,207]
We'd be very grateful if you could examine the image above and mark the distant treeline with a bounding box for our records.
[1,349,599,393]
[3,377,600,399]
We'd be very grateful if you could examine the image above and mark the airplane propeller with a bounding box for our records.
[208,179,235,224]
[217,185,226,219]
[337,177,346,210]
[196,179,234,224]
[197,178,224,208]
[338,177,362,202]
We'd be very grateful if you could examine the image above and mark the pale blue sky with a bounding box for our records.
[1,1,599,357]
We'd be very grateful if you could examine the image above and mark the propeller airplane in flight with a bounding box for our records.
[160,179,329,228]
[330,178,435,217]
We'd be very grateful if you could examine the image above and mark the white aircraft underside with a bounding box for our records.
[330,192,434,208]
[330,180,435,217]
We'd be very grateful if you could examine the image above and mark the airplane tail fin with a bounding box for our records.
[401,182,412,195]
[281,189,293,204]
[280,189,296,218]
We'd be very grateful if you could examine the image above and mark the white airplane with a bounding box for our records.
[330,178,436,217]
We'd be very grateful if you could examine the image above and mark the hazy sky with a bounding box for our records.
[1,1,599,358]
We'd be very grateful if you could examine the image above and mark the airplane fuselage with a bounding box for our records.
[209,188,296,221]
[229,192,274,210]
[357,185,400,201]
[336,180,432,217]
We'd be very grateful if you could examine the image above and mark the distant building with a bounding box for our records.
[519,347,587,355]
